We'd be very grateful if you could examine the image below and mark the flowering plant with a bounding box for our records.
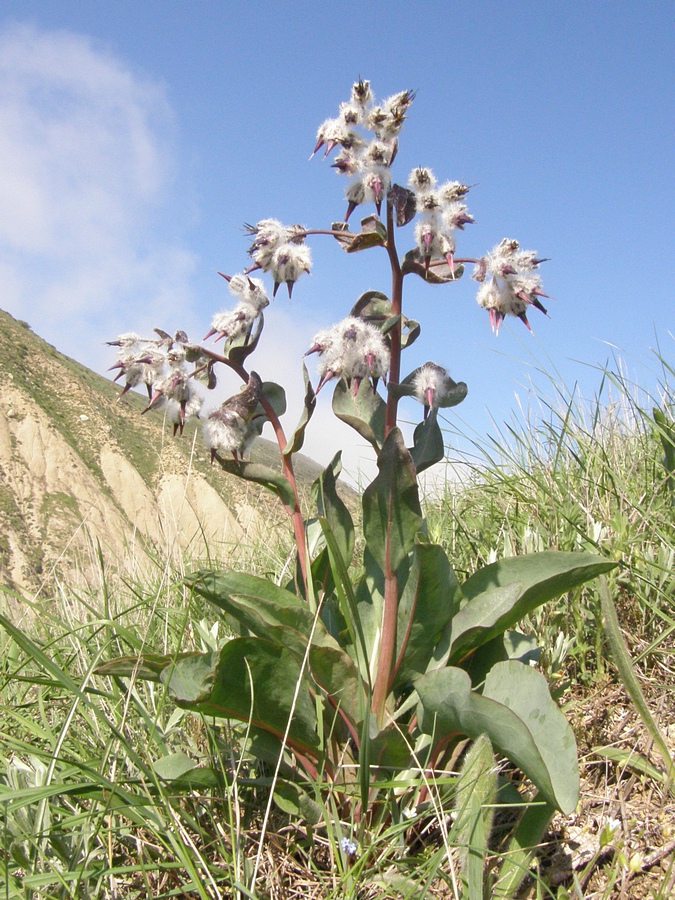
[99,81,615,890]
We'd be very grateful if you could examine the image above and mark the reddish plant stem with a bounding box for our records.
[384,200,403,439]
[371,199,403,724]
[198,347,308,590]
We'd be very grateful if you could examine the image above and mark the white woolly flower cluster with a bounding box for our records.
[107,331,203,434]
[204,273,270,343]
[202,372,263,463]
[407,167,474,274]
[311,78,415,221]
[244,219,311,298]
[472,238,550,334]
[306,316,390,395]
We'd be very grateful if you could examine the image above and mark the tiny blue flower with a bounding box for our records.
[339,836,357,856]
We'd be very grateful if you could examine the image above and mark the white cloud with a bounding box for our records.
[0,23,197,366]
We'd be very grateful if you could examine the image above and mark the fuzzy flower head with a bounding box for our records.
[311,81,414,219]
[203,372,262,463]
[244,221,312,298]
[308,316,389,394]
[474,239,550,334]
[413,362,456,419]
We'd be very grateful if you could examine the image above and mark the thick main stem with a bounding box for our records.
[372,200,403,723]
[384,200,403,438]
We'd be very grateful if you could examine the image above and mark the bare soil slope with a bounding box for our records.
[0,309,329,606]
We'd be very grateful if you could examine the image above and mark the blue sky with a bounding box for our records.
[0,1,673,482]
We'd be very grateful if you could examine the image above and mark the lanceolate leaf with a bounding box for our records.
[283,362,316,455]
[362,429,422,574]
[187,570,335,659]
[452,734,496,897]
[393,541,462,689]
[211,457,295,508]
[332,379,386,451]
[313,452,355,564]
[415,663,579,813]
[94,652,205,682]
[162,637,320,755]
[444,551,617,665]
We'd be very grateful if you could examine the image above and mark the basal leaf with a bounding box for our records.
[445,551,617,664]
[162,637,320,755]
[415,663,578,813]
[187,570,335,659]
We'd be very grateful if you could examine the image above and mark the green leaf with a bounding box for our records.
[362,428,423,573]
[492,796,555,898]
[247,381,287,438]
[444,551,617,665]
[162,638,319,755]
[309,643,368,728]
[387,183,417,226]
[187,570,335,660]
[94,651,204,681]
[653,407,675,497]
[283,362,316,455]
[463,632,540,688]
[393,541,462,688]
[223,311,264,365]
[409,411,445,473]
[211,457,295,508]
[349,290,391,320]
[152,752,197,781]
[348,292,420,349]
[452,734,496,898]
[592,745,668,782]
[332,378,386,451]
[416,662,579,813]
[331,216,386,253]
[313,452,355,564]
[273,781,322,824]
[401,249,464,283]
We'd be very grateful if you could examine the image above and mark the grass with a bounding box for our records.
[1,348,674,898]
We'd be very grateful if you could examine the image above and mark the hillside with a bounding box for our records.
[0,308,334,607]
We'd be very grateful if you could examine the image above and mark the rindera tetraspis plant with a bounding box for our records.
[99,80,616,883]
